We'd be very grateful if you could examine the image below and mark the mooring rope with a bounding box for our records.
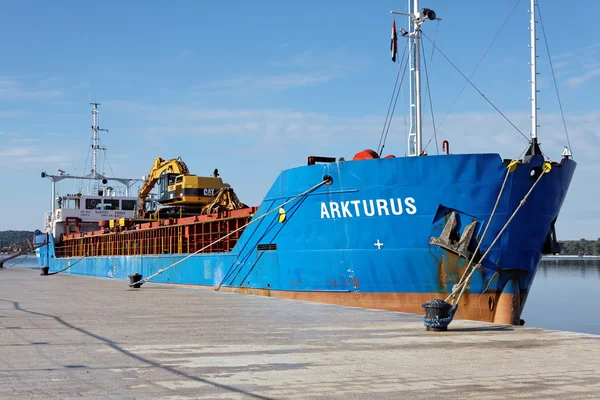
[446,161,552,306]
[449,144,530,295]
[130,178,331,288]
[2,253,32,268]
[46,256,87,276]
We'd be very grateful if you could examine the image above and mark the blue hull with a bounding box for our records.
[36,153,576,323]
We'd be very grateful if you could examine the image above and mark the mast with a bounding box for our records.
[391,2,437,157]
[90,102,108,178]
[410,0,423,157]
[529,0,538,141]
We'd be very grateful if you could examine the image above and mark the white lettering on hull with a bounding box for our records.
[320,198,417,218]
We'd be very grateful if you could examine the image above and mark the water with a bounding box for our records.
[2,255,599,335]
[523,258,600,335]
[0,255,40,269]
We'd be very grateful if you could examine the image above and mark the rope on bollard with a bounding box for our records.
[45,256,87,276]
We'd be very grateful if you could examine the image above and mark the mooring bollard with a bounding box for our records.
[128,273,143,288]
[422,299,456,331]
[40,266,49,276]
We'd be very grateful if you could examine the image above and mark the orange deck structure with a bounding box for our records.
[55,208,257,258]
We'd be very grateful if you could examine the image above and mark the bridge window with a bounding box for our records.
[103,199,120,210]
[122,200,137,211]
[59,199,80,209]
[85,198,102,210]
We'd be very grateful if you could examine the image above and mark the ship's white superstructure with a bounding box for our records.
[41,103,141,242]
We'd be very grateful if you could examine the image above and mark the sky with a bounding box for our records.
[0,0,598,240]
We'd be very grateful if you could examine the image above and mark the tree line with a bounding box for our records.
[0,230,35,253]
[559,239,600,256]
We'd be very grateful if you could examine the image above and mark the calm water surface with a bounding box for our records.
[523,258,600,335]
[3,256,600,335]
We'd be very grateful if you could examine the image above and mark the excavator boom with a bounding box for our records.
[138,157,191,216]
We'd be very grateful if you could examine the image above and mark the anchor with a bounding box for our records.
[429,212,477,260]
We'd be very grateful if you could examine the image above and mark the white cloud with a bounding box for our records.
[0,144,71,169]
[38,76,65,85]
[0,147,33,157]
[72,81,90,90]
[554,43,600,87]
[565,68,600,87]
[0,110,28,118]
[268,49,355,70]
[103,100,595,166]
[178,49,196,60]
[552,51,575,61]
[204,72,334,91]
[0,76,63,100]
[552,60,569,70]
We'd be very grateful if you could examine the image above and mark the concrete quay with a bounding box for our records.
[1,267,599,400]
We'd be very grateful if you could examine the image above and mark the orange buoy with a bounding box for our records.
[384,154,395,158]
[353,149,380,160]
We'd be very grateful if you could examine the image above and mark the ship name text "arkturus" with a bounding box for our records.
[320,198,416,219]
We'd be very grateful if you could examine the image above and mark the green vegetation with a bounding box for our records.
[559,239,600,256]
[0,230,35,253]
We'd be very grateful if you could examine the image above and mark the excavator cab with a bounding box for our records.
[157,173,179,203]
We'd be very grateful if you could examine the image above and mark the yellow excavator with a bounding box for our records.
[138,157,247,218]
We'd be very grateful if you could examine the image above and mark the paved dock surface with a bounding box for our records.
[1,268,600,400]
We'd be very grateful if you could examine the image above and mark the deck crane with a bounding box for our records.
[138,157,246,218]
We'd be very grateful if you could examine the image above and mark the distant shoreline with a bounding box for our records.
[542,255,600,260]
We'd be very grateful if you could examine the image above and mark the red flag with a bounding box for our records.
[391,20,398,62]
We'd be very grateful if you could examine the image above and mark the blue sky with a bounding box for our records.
[1,0,598,239]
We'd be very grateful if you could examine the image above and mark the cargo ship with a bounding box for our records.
[35,1,575,324]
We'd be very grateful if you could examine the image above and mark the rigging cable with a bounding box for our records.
[429,20,439,65]
[3,252,32,268]
[421,38,439,155]
[379,42,410,155]
[377,38,409,155]
[433,0,522,135]
[403,116,408,157]
[79,137,92,193]
[536,0,573,156]
[100,138,116,179]
[133,178,330,288]
[95,112,116,179]
[422,31,530,141]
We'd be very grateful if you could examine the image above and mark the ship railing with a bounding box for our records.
[52,214,252,258]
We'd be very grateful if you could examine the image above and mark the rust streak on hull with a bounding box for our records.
[157,283,523,324]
